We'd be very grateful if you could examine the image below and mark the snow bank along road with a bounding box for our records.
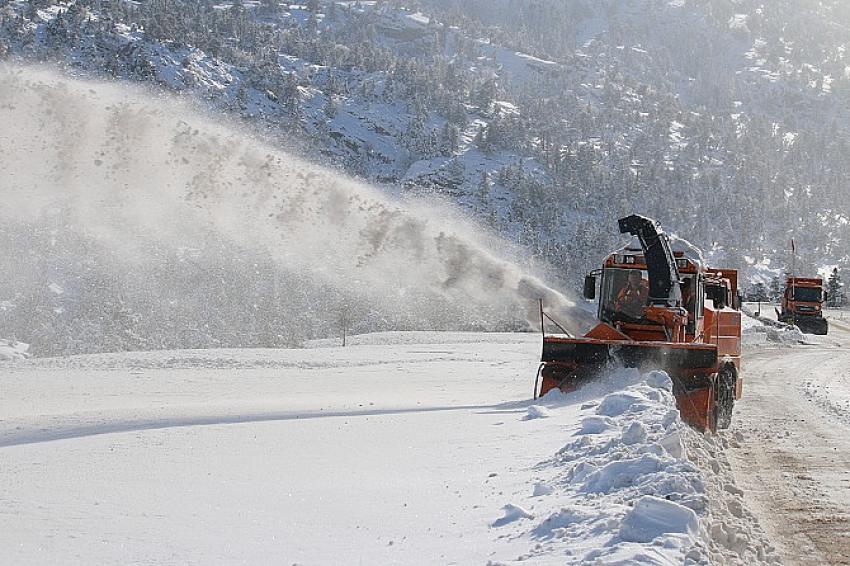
[729,312,850,565]
[1,331,774,565]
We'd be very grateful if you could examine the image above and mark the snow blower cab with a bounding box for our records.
[536,214,742,432]
[777,277,828,335]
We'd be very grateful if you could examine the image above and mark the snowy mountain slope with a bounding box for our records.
[0,332,773,565]
[3,0,850,293]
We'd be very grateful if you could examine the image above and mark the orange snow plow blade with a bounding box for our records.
[535,330,720,431]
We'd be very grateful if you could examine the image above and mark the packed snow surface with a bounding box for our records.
[1,332,771,564]
[741,302,835,348]
[724,308,850,563]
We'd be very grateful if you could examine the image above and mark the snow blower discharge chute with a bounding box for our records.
[535,214,742,432]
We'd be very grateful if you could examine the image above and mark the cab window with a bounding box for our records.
[599,268,650,323]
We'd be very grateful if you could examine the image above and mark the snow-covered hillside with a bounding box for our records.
[3,0,850,289]
[0,331,773,564]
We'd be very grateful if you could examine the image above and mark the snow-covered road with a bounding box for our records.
[727,315,850,565]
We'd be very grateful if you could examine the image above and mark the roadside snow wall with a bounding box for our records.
[489,369,777,565]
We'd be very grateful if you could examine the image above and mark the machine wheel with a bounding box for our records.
[714,365,736,430]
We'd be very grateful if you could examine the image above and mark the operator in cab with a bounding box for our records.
[615,269,649,319]
[681,277,695,313]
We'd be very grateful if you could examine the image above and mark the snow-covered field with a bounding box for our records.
[1,332,772,565]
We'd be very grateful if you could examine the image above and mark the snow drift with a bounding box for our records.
[496,367,777,565]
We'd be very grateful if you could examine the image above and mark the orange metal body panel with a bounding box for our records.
[676,386,714,432]
[703,305,742,396]
[585,323,630,340]
[616,325,668,342]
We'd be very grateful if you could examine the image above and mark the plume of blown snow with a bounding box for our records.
[0,65,587,349]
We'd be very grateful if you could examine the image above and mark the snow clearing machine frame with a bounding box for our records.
[776,277,829,335]
[535,214,742,432]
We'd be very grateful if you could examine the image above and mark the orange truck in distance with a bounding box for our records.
[777,277,829,335]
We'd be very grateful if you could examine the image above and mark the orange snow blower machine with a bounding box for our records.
[535,214,742,432]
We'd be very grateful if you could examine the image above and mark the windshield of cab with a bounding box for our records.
[791,287,822,302]
[600,268,650,323]
[600,268,697,324]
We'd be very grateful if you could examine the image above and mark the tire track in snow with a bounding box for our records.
[727,346,850,565]
[0,398,547,448]
[0,404,509,448]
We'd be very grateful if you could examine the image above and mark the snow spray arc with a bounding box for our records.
[0,66,584,350]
